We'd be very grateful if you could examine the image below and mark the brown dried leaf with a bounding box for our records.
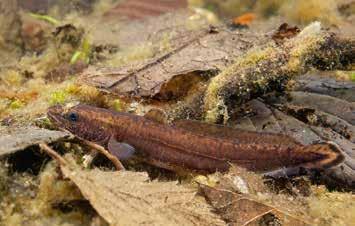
[60,158,225,226]
[80,28,263,99]
[282,104,355,143]
[200,180,310,226]
[286,91,355,125]
[294,72,355,102]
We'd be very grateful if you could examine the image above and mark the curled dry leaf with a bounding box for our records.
[60,156,225,226]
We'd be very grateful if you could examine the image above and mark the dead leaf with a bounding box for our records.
[199,172,311,226]
[80,28,264,99]
[0,126,71,158]
[294,72,355,102]
[103,0,188,20]
[286,92,355,125]
[60,157,225,226]
[281,104,355,143]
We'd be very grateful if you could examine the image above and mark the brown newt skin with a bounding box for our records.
[47,104,344,174]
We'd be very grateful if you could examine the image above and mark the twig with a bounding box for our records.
[80,139,125,171]
[50,127,125,170]
[39,143,67,166]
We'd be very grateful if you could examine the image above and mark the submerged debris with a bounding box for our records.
[0,0,354,225]
[204,22,354,123]
[60,155,225,226]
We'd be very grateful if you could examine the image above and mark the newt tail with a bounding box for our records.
[47,104,344,174]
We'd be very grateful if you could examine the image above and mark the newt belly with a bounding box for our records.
[47,104,344,174]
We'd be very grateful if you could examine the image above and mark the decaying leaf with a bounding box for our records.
[285,91,355,125]
[281,103,355,143]
[0,126,71,158]
[199,167,312,226]
[80,27,266,99]
[294,72,355,102]
[60,157,225,226]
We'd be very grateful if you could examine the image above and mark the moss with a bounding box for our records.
[254,0,284,16]
[203,22,340,123]
[333,71,355,81]
[0,70,23,87]
[35,163,82,209]
[350,72,355,82]
[307,188,355,225]
[69,84,107,106]
[111,99,122,112]
[205,0,254,17]
[203,46,274,123]
[0,161,101,226]
[49,91,68,105]
[0,163,9,202]
[279,0,342,25]
[9,99,24,109]
[19,45,61,78]
[287,22,324,72]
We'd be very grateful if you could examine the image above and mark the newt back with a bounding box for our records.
[48,104,344,173]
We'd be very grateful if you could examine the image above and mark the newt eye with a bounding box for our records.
[68,112,78,122]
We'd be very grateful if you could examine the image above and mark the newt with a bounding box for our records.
[47,104,344,175]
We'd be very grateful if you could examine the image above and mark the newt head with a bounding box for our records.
[47,104,112,144]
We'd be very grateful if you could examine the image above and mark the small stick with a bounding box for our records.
[80,139,125,171]
[39,143,67,166]
[50,127,125,171]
